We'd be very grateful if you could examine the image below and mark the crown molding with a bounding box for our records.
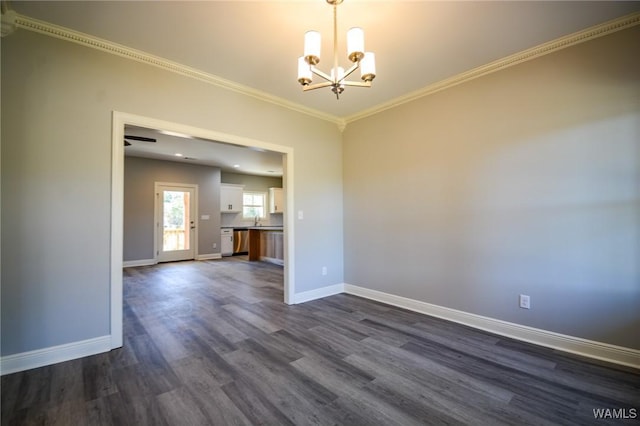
[13,14,344,128]
[1,9,17,37]
[344,12,640,125]
[11,11,639,131]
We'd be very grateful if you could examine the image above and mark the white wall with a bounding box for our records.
[343,26,640,349]
[1,30,344,356]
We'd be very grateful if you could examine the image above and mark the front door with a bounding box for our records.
[156,183,196,262]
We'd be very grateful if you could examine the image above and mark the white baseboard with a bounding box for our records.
[293,283,345,304]
[1,335,112,376]
[343,284,640,369]
[123,259,157,267]
[196,253,222,261]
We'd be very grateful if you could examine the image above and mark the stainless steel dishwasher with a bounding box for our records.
[233,228,249,255]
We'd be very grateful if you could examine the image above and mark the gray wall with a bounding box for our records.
[221,171,283,190]
[343,26,640,349]
[1,30,343,356]
[124,157,221,261]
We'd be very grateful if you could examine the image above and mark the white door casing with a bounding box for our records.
[111,111,295,350]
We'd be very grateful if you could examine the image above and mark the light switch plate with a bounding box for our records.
[519,294,531,309]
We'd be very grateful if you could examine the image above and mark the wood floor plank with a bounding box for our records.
[231,338,337,405]
[82,352,118,401]
[102,391,170,426]
[306,324,366,358]
[222,304,282,334]
[290,354,429,426]
[223,349,342,426]
[402,337,640,409]
[14,365,53,410]
[177,329,237,386]
[188,316,239,355]
[347,352,548,426]
[48,358,85,408]
[363,314,559,374]
[221,378,296,426]
[141,323,191,362]
[291,353,375,390]
[3,258,639,426]
[183,384,254,426]
[156,387,211,426]
[84,397,115,426]
[353,337,516,403]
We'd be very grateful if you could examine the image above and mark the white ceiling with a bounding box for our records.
[11,1,640,173]
[124,126,285,176]
[12,1,640,119]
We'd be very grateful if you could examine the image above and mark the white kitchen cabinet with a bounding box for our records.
[220,184,244,213]
[269,187,284,214]
[221,228,234,256]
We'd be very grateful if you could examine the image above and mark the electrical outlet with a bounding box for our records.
[213,243,217,249]
[322,266,327,276]
[519,294,531,309]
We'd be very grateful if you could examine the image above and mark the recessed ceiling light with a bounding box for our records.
[175,153,183,157]
[233,164,240,168]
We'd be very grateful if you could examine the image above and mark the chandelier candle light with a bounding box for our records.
[297,0,376,99]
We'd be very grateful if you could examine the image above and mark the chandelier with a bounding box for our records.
[297,0,376,99]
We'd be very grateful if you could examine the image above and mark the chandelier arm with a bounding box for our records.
[310,66,333,82]
[341,81,372,88]
[338,62,359,83]
[303,81,335,92]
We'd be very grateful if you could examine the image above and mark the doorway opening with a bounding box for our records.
[110,111,295,349]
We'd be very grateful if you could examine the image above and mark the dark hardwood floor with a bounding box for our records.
[2,257,639,425]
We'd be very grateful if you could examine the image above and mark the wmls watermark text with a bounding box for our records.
[593,408,637,420]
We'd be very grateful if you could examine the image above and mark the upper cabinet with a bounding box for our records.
[269,187,284,214]
[220,184,244,213]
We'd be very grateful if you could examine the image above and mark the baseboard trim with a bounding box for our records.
[343,284,640,369]
[1,335,112,376]
[123,259,157,267]
[293,283,345,304]
[196,253,222,261]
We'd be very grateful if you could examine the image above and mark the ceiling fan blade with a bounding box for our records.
[124,135,156,142]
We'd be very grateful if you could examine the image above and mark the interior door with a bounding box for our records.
[156,184,196,262]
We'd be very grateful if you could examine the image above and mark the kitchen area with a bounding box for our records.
[219,172,284,265]
[122,124,287,269]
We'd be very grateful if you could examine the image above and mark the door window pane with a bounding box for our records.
[163,190,190,251]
